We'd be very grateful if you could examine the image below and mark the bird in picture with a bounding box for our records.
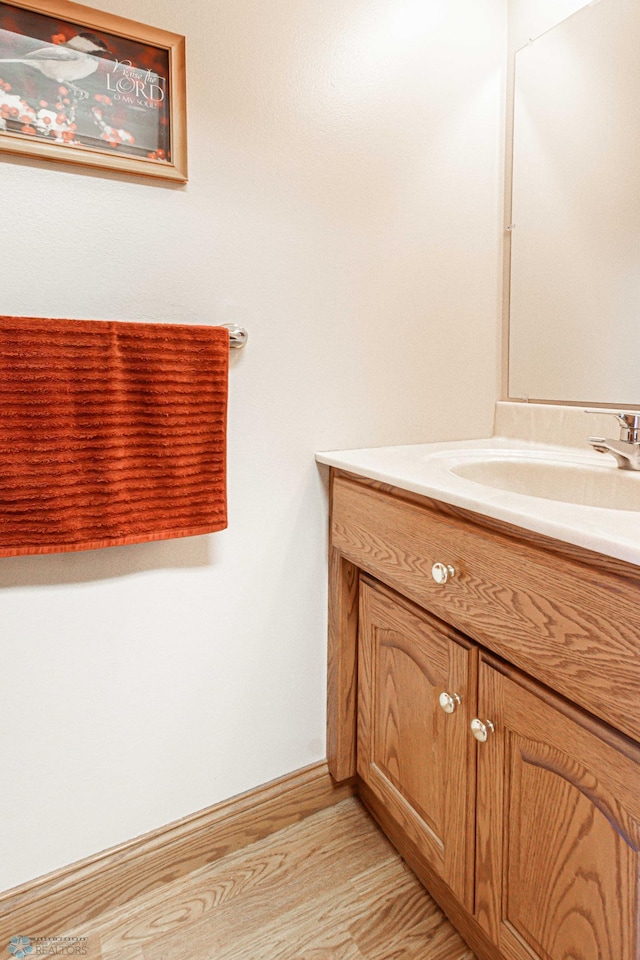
[0,32,109,95]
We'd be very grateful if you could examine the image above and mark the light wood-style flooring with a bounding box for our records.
[65,797,477,960]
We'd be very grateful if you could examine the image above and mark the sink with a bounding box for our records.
[450,456,640,511]
[317,437,640,564]
[317,436,640,562]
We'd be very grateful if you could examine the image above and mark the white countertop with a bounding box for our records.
[316,437,640,567]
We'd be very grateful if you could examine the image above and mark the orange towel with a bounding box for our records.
[0,316,228,556]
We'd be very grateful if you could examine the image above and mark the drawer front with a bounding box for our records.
[332,475,640,743]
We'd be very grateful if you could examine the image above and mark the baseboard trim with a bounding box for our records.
[0,761,355,941]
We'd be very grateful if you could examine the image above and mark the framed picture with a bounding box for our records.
[0,0,187,181]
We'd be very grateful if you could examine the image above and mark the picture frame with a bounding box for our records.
[0,0,187,181]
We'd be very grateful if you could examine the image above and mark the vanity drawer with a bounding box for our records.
[332,474,640,743]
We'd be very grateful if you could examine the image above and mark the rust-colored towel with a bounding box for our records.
[0,316,229,556]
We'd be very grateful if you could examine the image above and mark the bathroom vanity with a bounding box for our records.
[318,429,640,960]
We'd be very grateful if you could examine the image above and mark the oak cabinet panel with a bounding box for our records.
[357,578,477,909]
[475,658,640,960]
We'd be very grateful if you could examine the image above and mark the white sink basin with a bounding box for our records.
[450,456,640,511]
[316,437,640,566]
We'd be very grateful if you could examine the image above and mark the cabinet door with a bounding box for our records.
[357,578,477,907]
[475,656,640,960]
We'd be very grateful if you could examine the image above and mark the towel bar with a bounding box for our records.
[222,324,248,349]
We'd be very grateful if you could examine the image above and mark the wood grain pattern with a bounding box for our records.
[327,543,359,781]
[57,799,476,960]
[357,578,477,909]
[331,473,640,744]
[475,654,640,960]
[0,761,355,947]
[334,468,640,582]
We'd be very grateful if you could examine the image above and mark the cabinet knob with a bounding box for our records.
[439,691,462,714]
[432,562,455,585]
[471,718,495,742]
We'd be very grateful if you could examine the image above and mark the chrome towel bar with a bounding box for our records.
[222,324,248,349]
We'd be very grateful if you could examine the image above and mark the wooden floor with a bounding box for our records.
[65,797,477,960]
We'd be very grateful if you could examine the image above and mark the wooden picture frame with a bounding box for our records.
[0,0,187,181]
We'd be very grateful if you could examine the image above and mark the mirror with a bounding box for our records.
[508,0,640,406]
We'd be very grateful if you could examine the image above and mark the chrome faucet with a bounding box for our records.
[586,409,640,470]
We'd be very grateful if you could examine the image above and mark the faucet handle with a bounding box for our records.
[585,409,640,443]
[618,413,640,442]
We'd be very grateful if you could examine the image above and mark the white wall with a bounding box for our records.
[0,0,505,891]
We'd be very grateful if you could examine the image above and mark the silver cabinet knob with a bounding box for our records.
[432,562,455,585]
[439,691,462,714]
[471,718,495,742]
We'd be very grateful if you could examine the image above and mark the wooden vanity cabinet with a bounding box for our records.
[327,468,640,960]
